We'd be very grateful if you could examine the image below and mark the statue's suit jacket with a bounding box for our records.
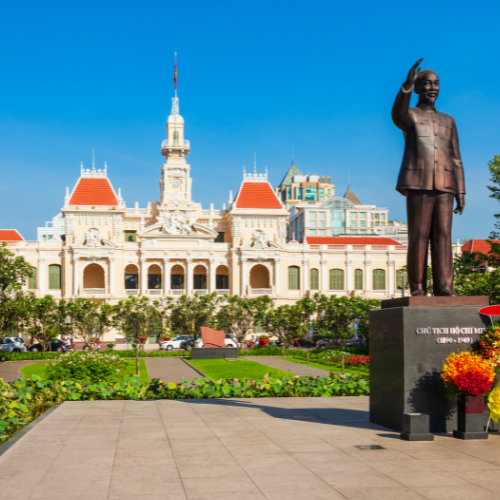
[392,87,465,196]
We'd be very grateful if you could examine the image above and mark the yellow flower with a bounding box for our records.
[488,386,500,424]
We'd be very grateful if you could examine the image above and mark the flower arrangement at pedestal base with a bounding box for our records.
[442,351,495,440]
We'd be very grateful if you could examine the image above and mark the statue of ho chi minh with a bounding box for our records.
[392,58,466,296]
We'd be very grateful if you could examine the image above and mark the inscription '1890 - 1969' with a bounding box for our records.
[415,327,485,335]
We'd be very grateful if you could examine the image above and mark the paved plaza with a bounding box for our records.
[2,396,500,499]
[244,356,331,377]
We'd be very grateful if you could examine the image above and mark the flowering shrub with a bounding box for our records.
[345,356,370,367]
[45,352,123,383]
[477,326,500,369]
[441,351,495,397]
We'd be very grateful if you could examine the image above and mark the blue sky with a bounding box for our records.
[1,0,499,241]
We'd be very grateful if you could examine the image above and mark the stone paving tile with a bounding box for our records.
[2,396,500,500]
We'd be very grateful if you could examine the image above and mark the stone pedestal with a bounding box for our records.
[191,347,238,359]
[369,296,489,433]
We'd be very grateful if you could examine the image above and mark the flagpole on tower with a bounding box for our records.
[173,52,178,98]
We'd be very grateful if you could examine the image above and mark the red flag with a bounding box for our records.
[173,53,177,90]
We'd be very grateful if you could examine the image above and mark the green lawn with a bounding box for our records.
[287,358,369,378]
[188,358,294,379]
[20,359,150,384]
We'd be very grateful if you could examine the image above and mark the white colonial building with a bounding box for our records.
[1,93,412,318]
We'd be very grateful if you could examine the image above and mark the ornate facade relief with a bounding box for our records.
[251,229,268,249]
[85,228,102,247]
[231,216,241,237]
[160,211,193,235]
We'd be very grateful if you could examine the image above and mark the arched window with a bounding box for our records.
[329,269,344,290]
[373,269,386,290]
[288,266,300,290]
[310,268,319,290]
[354,269,363,290]
[27,267,37,290]
[124,264,139,290]
[396,269,408,292]
[173,130,179,144]
[148,264,162,290]
[48,265,61,290]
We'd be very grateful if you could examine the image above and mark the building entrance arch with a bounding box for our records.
[249,264,270,289]
[83,263,105,289]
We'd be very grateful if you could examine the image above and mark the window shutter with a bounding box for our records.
[373,269,386,290]
[48,265,61,290]
[288,267,300,290]
[310,269,319,290]
[329,269,344,290]
[28,267,37,290]
[354,269,363,290]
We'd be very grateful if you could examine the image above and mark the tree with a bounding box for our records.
[214,295,271,348]
[312,294,380,345]
[0,243,34,336]
[265,298,315,348]
[169,293,219,343]
[114,296,165,347]
[27,295,61,351]
[454,251,485,275]
[69,299,115,350]
[483,154,500,268]
[455,270,500,304]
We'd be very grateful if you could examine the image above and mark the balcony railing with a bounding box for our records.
[193,289,208,296]
[161,139,190,150]
[216,289,230,296]
[126,289,139,296]
[83,288,106,295]
[170,289,185,296]
[251,288,272,295]
[148,289,162,296]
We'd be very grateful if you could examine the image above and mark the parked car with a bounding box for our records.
[316,335,367,349]
[157,337,172,344]
[28,339,67,352]
[0,337,26,353]
[159,336,190,351]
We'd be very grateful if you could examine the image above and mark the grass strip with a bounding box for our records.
[187,358,294,379]
[286,358,369,377]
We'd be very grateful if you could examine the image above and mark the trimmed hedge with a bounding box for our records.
[0,373,369,444]
[1,350,189,361]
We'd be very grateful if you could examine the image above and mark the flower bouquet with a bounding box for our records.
[476,326,500,372]
[442,351,495,439]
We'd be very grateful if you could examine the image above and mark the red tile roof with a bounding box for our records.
[234,182,283,209]
[461,239,500,254]
[69,178,118,206]
[0,230,24,241]
[306,236,402,245]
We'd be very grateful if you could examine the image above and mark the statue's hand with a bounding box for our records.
[403,58,424,92]
[454,194,465,215]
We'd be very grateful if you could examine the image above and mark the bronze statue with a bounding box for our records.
[392,58,465,296]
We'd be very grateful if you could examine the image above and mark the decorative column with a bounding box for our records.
[38,253,45,295]
[72,254,79,296]
[346,255,353,292]
[388,259,395,297]
[140,256,147,295]
[365,257,371,292]
[186,258,193,296]
[241,257,247,296]
[109,255,115,296]
[164,258,170,295]
[274,258,280,296]
[320,258,328,292]
[209,259,216,293]
[302,258,309,294]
